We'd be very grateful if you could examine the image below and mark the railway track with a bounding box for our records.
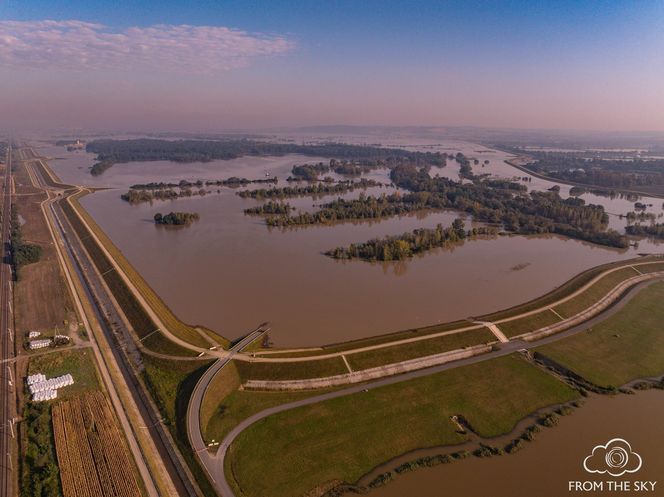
[0,143,16,497]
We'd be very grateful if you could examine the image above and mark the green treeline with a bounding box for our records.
[244,201,292,215]
[86,138,445,174]
[289,158,403,180]
[326,219,498,261]
[237,178,381,200]
[623,211,657,223]
[10,208,42,279]
[291,163,330,180]
[266,164,628,249]
[129,177,277,190]
[154,211,200,226]
[121,187,208,204]
[625,223,664,239]
[21,403,62,497]
[90,161,114,176]
[514,150,664,193]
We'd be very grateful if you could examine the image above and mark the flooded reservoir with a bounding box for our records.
[38,140,664,346]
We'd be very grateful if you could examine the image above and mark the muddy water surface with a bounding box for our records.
[38,141,664,346]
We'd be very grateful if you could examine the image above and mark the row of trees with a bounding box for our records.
[237,178,381,200]
[121,187,209,204]
[86,138,446,174]
[129,177,276,190]
[518,151,664,193]
[625,223,664,239]
[291,163,331,180]
[266,164,629,248]
[22,402,61,497]
[326,219,498,261]
[244,201,292,215]
[10,208,42,279]
[153,211,200,225]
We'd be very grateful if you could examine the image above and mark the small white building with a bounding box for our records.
[28,339,52,350]
[26,373,75,402]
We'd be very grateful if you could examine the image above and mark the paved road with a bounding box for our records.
[0,144,15,497]
[186,327,267,496]
[216,279,662,497]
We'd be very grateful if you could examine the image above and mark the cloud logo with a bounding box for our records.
[583,438,642,477]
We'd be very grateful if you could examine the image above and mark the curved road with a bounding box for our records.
[214,278,663,497]
[186,326,267,492]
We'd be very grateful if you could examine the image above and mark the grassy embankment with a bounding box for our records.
[536,281,664,388]
[141,356,218,497]
[345,327,494,370]
[58,197,199,357]
[225,354,578,497]
[255,257,664,359]
[496,262,664,338]
[68,191,228,349]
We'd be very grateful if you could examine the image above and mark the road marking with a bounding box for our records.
[101,267,116,276]
[341,355,353,373]
[631,265,643,275]
[549,307,565,320]
[140,328,161,342]
[475,321,509,343]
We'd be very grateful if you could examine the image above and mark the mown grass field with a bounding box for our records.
[205,387,328,445]
[226,354,578,497]
[200,361,338,444]
[346,328,494,370]
[536,281,664,388]
[27,348,100,398]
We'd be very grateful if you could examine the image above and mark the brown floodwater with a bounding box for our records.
[37,139,664,346]
[370,390,664,497]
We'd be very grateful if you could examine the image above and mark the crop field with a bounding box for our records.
[13,159,73,333]
[52,392,141,497]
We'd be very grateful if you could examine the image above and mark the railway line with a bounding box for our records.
[0,143,15,497]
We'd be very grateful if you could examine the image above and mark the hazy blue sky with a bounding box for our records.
[1,1,663,131]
